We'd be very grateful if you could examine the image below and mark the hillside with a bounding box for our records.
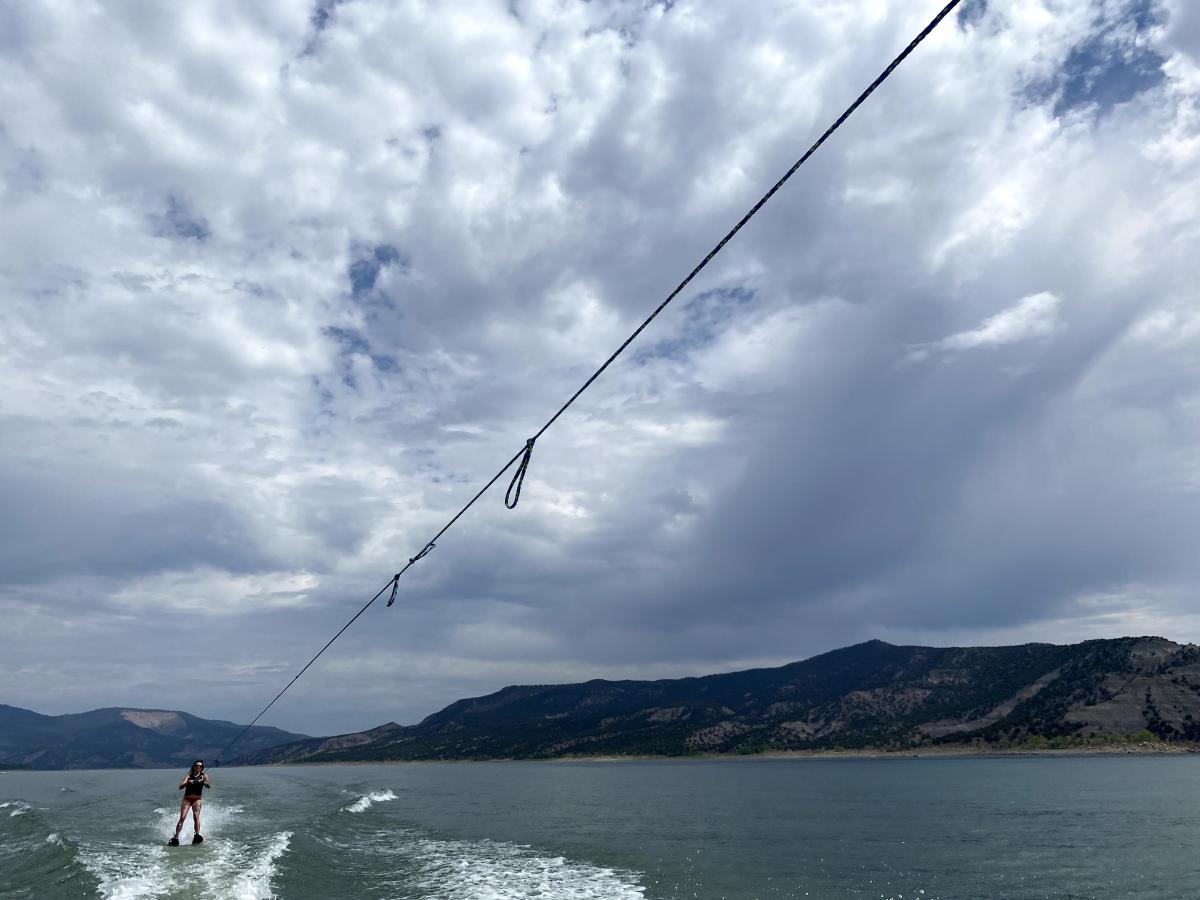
[235,636,1200,764]
[0,705,309,770]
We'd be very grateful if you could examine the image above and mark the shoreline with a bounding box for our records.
[5,742,1197,773]
[251,740,1200,767]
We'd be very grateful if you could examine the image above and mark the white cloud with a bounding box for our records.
[1,0,1199,733]
[109,568,319,615]
[915,291,1063,360]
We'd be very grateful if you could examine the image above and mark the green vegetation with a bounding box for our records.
[1017,730,1160,750]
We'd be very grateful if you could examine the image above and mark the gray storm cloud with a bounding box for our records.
[1,0,1198,735]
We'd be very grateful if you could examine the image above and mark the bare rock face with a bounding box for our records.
[121,710,186,734]
[686,721,752,749]
[1065,650,1200,738]
[234,636,1200,764]
[920,667,1063,738]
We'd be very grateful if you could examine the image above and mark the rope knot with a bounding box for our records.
[385,572,401,608]
[505,438,536,509]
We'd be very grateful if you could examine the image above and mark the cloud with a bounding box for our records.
[909,291,1062,361]
[1,0,1198,735]
[944,291,1062,348]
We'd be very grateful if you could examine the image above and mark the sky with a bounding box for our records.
[1,0,1198,737]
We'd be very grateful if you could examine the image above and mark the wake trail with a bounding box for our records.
[341,789,398,813]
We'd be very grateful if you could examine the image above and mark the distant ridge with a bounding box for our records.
[235,636,1200,764]
[0,705,309,770]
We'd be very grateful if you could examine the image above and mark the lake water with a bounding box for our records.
[2,756,1198,899]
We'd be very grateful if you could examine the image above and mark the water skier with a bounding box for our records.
[169,760,210,845]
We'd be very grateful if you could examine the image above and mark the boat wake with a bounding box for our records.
[403,834,647,899]
[76,802,290,900]
[322,824,646,900]
[202,830,293,900]
[341,789,398,813]
[3,790,645,899]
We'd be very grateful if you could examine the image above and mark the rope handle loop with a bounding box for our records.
[385,572,401,607]
[505,438,536,509]
[409,542,436,566]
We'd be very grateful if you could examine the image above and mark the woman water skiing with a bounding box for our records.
[169,760,210,845]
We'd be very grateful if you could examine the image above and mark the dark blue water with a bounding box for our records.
[2,755,1198,898]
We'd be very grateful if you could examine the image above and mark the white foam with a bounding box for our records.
[154,800,242,839]
[197,829,291,900]
[226,831,292,900]
[404,835,646,899]
[342,789,398,813]
[80,845,171,900]
[85,800,289,900]
[9,801,30,817]
[77,800,254,900]
[46,832,65,847]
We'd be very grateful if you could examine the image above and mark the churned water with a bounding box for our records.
[2,755,1199,899]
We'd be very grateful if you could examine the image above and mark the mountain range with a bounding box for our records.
[9,636,1200,770]
[235,635,1200,764]
[0,705,308,769]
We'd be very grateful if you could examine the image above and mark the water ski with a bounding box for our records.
[167,837,179,846]
[192,834,203,845]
